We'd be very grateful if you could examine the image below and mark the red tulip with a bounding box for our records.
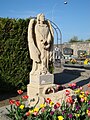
[15,100,20,106]
[22,95,28,99]
[9,99,15,104]
[85,91,89,96]
[66,96,73,104]
[45,98,51,104]
[33,111,38,116]
[26,111,30,116]
[87,84,90,87]
[56,102,60,107]
[68,83,72,87]
[65,90,70,96]
[71,82,76,87]
[17,90,23,95]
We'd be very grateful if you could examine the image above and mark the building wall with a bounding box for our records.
[54,42,90,56]
[62,42,90,56]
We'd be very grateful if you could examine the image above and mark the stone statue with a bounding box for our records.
[28,13,54,75]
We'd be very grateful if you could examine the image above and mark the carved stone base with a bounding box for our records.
[27,84,77,108]
[30,73,54,85]
[27,74,54,107]
[27,83,56,107]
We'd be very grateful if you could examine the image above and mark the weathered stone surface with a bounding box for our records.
[28,13,54,76]
[43,88,77,104]
[30,73,54,85]
[27,13,55,106]
[27,83,55,107]
[27,87,77,108]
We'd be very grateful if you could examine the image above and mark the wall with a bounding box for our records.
[54,42,90,56]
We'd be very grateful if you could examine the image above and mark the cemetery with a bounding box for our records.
[0,13,90,120]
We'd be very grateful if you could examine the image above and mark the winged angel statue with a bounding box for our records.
[28,13,54,75]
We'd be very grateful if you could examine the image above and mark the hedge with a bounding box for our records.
[0,17,54,93]
[0,17,32,92]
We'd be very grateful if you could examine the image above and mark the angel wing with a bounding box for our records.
[28,18,40,62]
[46,20,54,61]
[47,20,54,43]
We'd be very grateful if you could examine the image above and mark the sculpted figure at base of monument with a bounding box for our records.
[28,13,54,75]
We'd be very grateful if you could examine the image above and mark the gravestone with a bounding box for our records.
[53,47,62,67]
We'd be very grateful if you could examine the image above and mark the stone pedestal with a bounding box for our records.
[30,73,54,85]
[27,73,54,106]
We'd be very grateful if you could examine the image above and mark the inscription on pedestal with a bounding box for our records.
[40,74,54,85]
[30,74,54,85]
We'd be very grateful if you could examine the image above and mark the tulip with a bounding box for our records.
[88,100,90,105]
[26,111,30,116]
[50,111,54,115]
[58,115,64,120]
[68,113,73,118]
[45,98,51,104]
[9,99,15,104]
[33,111,38,116]
[29,110,33,114]
[87,84,90,87]
[19,104,24,109]
[65,89,70,96]
[75,113,80,117]
[22,95,28,99]
[50,101,54,106]
[54,102,60,109]
[76,105,80,111]
[40,103,46,108]
[33,107,39,112]
[17,90,23,95]
[66,96,73,104]
[74,89,80,94]
[87,110,90,117]
[80,98,85,102]
[85,91,89,96]
[72,82,76,87]
[79,87,83,90]
[15,100,20,106]
[41,108,45,112]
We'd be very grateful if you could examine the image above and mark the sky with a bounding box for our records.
[0,0,90,43]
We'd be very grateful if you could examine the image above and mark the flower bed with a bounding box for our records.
[6,83,90,120]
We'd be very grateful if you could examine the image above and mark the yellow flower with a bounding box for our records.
[40,103,46,108]
[50,101,54,106]
[33,107,39,112]
[19,104,24,110]
[84,96,87,102]
[58,116,64,120]
[79,94,84,98]
[80,91,84,94]
[74,89,80,94]
[75,113,80,117]
[84,59,88,65]
[29,110,33,114]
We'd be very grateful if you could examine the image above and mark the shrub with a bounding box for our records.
[0,17,32,92]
